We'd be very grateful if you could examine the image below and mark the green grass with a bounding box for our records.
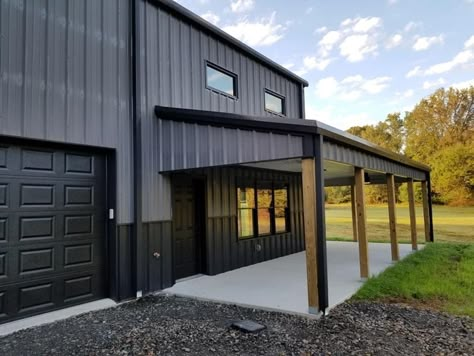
[326,204,474,243]
[352,243,474,317]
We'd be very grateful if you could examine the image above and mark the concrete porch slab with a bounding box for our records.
[164,241,420,315]
[0,299,117,337]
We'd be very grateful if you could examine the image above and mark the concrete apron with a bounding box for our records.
[164,241,421,316]
[0,299,117,337]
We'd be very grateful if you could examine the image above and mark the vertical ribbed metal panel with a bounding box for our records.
[323,141,426,180]
[201,167,304,275]
[0,0,133,224]
[156,120,304,173]
[138,1,305,221]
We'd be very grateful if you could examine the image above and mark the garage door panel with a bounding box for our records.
[0,217,7,242]
[0,143,107,323]
[21,149,55,173]
[0,147,7,168]
[65,153,94,175]
[0,184,7,207]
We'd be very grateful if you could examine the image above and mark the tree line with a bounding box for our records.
[326,86,474,206]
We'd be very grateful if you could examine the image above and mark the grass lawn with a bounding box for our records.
[352,243,474,317]
[326,204,474,243]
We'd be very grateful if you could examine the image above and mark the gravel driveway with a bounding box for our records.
[0,295,472,355]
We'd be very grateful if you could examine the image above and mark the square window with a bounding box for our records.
[264,90,285,115]
[206,63,237,97]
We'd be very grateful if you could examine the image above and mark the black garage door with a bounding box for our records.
[0,143,107,323]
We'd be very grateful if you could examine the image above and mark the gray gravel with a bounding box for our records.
[0,294,472,355]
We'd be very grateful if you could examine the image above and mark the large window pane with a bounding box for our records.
[275,185,289,233]
[238,187,254,238]
[238,209,254,238]
[265,91,285,115]
[257,187,272,235]
[257,208,271,235]
[207,64,236,96]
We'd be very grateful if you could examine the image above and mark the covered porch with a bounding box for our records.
[154,106,433,315]
[164,241,418,315]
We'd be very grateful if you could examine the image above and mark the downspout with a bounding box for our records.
[427,172,434,242]
[130,0,144,296]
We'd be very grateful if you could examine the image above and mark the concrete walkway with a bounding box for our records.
[165,241,419,315]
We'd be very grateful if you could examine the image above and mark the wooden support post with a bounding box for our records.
[354,167,369,278]
[407,179,418,250]
[351,184,358,242]
[386,174,399,261]
[302,158,319,314]
[421,181,430,242]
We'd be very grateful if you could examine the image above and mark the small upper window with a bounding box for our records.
[265,90,285,115]
[206,63,237,97]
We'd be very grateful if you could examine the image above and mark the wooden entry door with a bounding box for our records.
[173,177,205,280]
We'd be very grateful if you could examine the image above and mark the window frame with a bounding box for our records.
[205,61,239,99]
[236,179,291,241]
[264,88,286,116]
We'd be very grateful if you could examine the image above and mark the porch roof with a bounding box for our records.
[154,106,429,180]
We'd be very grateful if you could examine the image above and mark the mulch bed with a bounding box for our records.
[1,294,473,355]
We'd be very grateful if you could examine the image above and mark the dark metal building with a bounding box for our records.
[0,0,432,323]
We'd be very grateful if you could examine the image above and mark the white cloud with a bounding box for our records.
[223,12,285,47]
[306,7,313,15]
[423,78,446,89]
[319,30,342,54]
[404,21,422,32]
[386,34,403,49]
[351,17,382,33]
[315,77,340,98]
[200,11,220,26]
[425,49,474,75]
[406,65,422,78]
[315,75,391,100]
[450,79,474,89]
[230,0,254,13]
[406,35,474,76]
[282,63,295,70]
[303,56,332,71]
[388,0,399,5]
[315,26,328,34]
[465,35,474,48]
[339,34,378,62]
[412,35,444,51]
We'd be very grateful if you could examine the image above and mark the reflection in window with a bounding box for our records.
[274,184,289,233]
[237,187,254,238]
[237,181,290,239]
[265,90,285,115]
[257,187,272,236]
[206,64,237,97]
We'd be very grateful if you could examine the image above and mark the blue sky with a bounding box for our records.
[175,0,474,130]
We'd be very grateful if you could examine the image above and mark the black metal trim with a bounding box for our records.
[131,0,142,295]
[264,88,286,116]
[427,172,435,242]
[205,61,239,99]
[154,105,431,172]
[146,0,308,87]
[313,135,329,313]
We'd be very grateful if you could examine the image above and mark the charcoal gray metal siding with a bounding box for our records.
[0,0,133,224]
[203,167,305,275]
[159,120,304,172]
[137,0,305,221]
[323,140,427,181]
